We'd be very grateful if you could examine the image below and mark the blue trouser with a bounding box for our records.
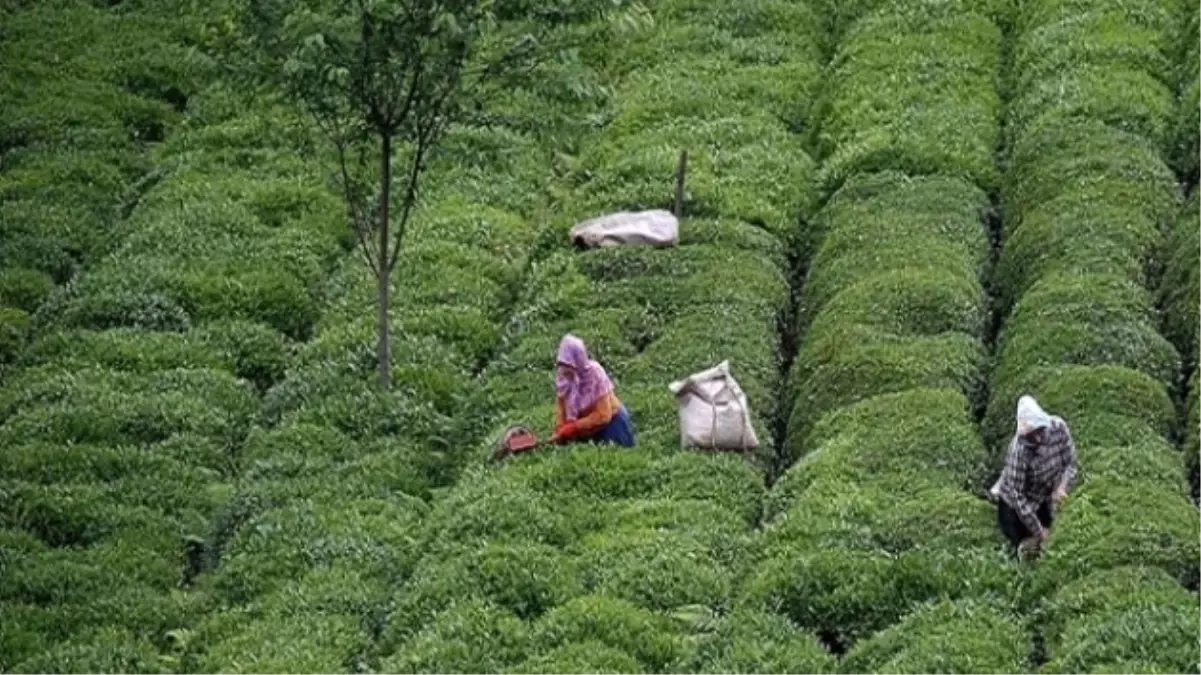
[583,406,636,447]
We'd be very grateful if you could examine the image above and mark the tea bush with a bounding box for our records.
[0,4,370,663]
[997,118,1179,308]
[11,0,1201,670]
[1159,192,1200,371]
[1010,0,1181,157]
[813,5,1003,195]
[0,0,207,324]
[742,0,1011,657]
[1173,26,1199,181]
[841,599,1029,674]
[371,1,828,669]
[180,19,607,666]
[989,10,1199,671]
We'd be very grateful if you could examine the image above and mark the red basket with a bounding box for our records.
[492,426,540,462]
[505,428,538,452]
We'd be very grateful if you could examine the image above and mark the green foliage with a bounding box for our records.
[578,114,816,235]
[530,594,685,672]
[380,600,532,674]
[212,496,422,606]
[802,171,989,320]
[756,461,1011,648]
[19,0,1197,670]
[505,640,645,674]
[999,117,1178,307]
[51,168,343,340]
[0,268,55,314]
[677,608,833,674]
[0,366,258,447]
[983,364,1176,453]
[574,528,732,611]
[741,545,1013,647]
[814,5,1003,194]
[7,627,168,675]
[1037,478,1200,590]
[1008,1,1179,151]
[783,170,989,449]
[775,389,988,503]
[750,29,1005,649]
[1159,193,1200,370]
[788,328,986,449]
[385,542,583,644]
[987,88,1192,631]
[842,599,1029,674]
[194,610,365,674]
[0,306,31,365]
[994,273,1181,387]
[19,320,288,391]
[1042,596,1201,674]
[1038,566,1194,650]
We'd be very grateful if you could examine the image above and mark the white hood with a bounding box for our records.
[1016,395,1052,435]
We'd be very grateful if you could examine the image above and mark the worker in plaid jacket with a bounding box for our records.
[989,395,1078,558]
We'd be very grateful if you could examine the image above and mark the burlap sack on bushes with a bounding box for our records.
[669,360,759,450]
[569,210,679,248]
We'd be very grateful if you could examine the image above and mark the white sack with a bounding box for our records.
[569,209,679,248]
[668,360,759,450]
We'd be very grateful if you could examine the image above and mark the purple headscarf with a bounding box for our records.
[555,334,613,420]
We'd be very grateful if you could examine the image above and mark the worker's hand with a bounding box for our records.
[1052,487,1068,510]
[986,483,1000,503]
[1018,533,1044,559]
[550,422,576,444]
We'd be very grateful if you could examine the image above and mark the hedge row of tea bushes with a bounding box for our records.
[742,0,1033,670]
[1163,1,1200,500]
[0,0,205,366]
[174,11,628,674]
[0,9,363,673]
[180,164,554,674]
[1171,1,1199,184]
[369,0,832,672]
[985,0,1200,671]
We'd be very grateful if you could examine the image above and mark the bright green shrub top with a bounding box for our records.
[1037,477,1200,591]
[1159,193,1201,369]
[789,328,986,448]
[678,608,833,674]
[803,171,988,312]
[774,388,988,501]
[0,366,258,447]
[529,594,686,672]
[814,6,1003,194]
[993,273,1181,387]
[8,627,169,675]
[806,268,986,339]
[1038,565,1194,650]
[506,641,646,674]
[842,599,1030,674]
[1042,595,1201,674]
[741,544,1013,648]
[577,116,816,235]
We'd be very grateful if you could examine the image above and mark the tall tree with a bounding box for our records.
[240,0,629,388]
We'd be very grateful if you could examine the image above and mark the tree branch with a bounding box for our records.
[387,73,459,272]
[310,98,380,277]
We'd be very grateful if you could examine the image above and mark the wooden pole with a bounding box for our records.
[674,149,688,218]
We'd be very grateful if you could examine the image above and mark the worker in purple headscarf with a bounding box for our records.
[550,334,635,447]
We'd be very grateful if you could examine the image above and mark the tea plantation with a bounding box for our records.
[0,0,1198,673]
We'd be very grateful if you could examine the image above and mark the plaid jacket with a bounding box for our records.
[997,416,1077,537]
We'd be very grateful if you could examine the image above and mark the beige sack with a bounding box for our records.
[569,209,680,248]
[668,361,759,450]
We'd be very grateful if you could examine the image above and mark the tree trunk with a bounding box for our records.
[376,132,393,389]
